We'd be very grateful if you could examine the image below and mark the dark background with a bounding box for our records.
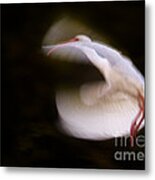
[1,1,145,169]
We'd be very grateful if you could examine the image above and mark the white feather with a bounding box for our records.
[56,88,144,140]
[42,19,144,140]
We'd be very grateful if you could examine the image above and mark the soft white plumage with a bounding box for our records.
[42,34,144,142]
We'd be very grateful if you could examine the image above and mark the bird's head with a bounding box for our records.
[73,35,92,43]
[45,35,92,56]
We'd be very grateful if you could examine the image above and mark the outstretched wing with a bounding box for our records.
[89,42,144,85]
[56,88,144,140]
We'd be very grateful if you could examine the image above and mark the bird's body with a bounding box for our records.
[43,35,144,143]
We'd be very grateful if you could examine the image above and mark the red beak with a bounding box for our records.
[47,37,79,56]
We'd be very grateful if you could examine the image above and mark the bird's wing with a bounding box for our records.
[88,41,144,85]
[79,81,109,106]
[56,87,144,140]
[89,41,133,66]
[44,39,144,86]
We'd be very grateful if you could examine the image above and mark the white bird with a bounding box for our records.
[43,34,144,145]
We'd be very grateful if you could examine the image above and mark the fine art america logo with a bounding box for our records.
[114,135,145,161]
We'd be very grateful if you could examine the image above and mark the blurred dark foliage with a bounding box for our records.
[1,1,145,169]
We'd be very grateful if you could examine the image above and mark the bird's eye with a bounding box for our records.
[68,37,79,43]
[74,37,79,41]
